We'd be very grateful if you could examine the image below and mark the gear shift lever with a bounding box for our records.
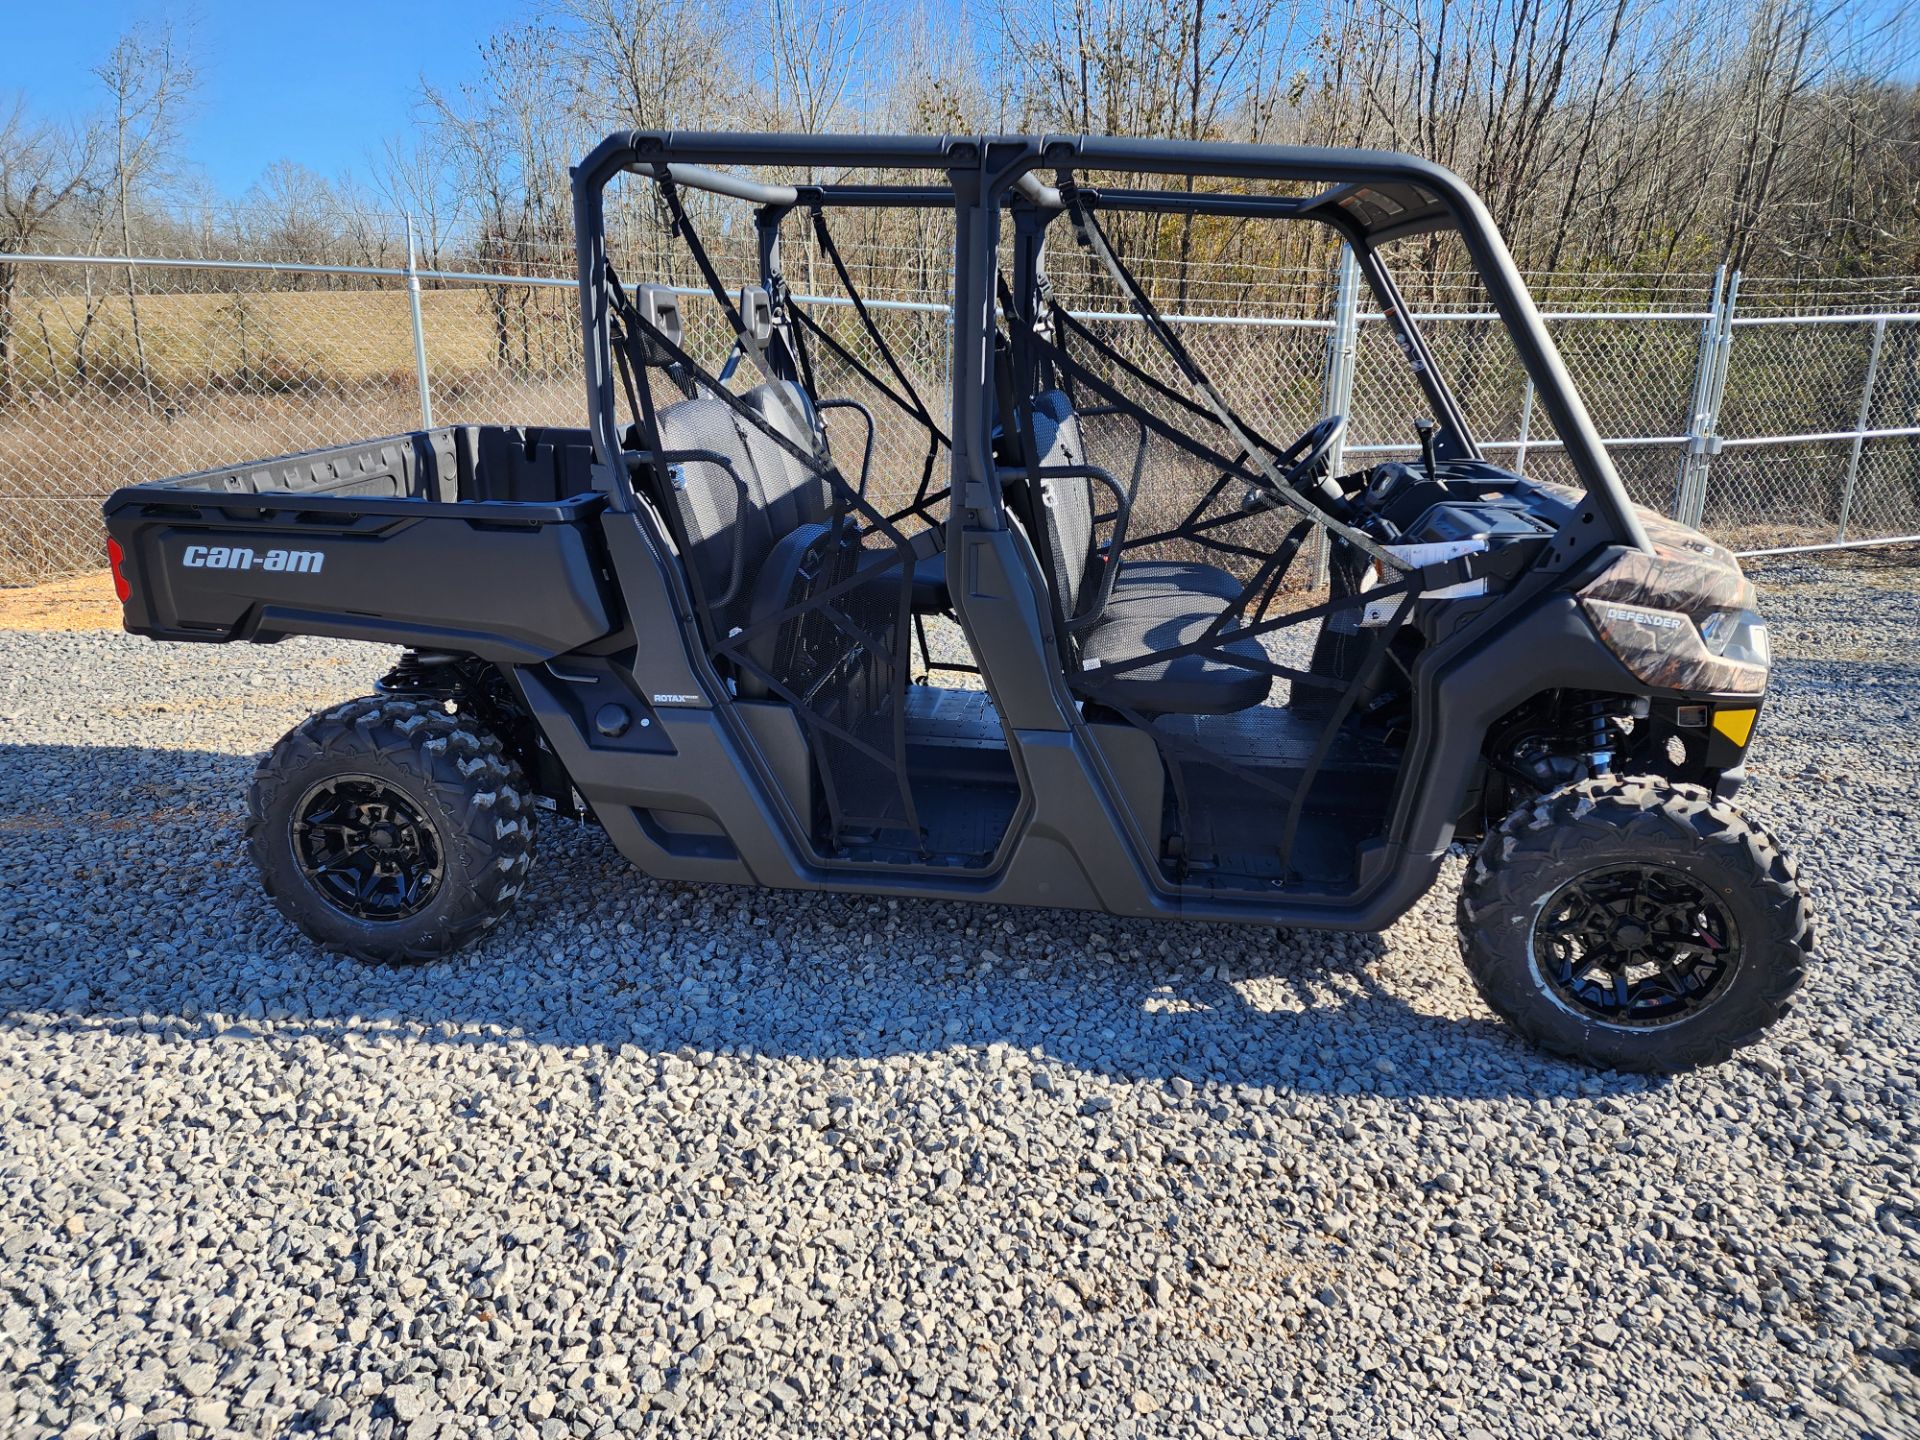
[1414,418,1437,482]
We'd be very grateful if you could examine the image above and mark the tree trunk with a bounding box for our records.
[0,265,16,404]
[123,259,159,414]
[118,162,159,415]
[489,284,512,369]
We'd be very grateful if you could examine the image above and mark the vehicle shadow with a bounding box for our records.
[0,741,1650,1104]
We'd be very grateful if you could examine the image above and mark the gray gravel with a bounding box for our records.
[2,554,1918,1439]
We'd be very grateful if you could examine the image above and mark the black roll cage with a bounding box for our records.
[570,129,1652,561]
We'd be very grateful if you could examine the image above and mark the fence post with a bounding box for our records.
[1837,316,1887,544]
[405,217,434,430]
[1322,243,1361,471]
[1673,267,1721,525]
[1316,243,1362,583]
[1675,267,1737,528]
[1514,377,1536,473]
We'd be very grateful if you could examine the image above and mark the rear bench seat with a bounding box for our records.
[1014,389,1270,716]
[646,379,947,705]
[648,379,949,627]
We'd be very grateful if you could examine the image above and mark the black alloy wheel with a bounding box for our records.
[1459,777,1812,1073]
[1532,862,1739,1027]
[293,773,446,922]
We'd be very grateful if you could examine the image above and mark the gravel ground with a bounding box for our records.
[2,555,1917,1440]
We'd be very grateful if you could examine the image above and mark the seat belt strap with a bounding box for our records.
[654,170,817,447]
[1056,173,1407,573]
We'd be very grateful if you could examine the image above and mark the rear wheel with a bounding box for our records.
[1459,776,1812,1073]
[248,696,535,963]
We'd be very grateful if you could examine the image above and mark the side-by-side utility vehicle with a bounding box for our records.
[105,132,1813,1072]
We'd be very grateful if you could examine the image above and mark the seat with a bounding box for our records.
[650,379,948,628]
[1013,388,1270,716]
[740,379,951,616]
[647,380,936,711]
[1021,390,1246,611]
[736,522,911,703]
[648,387,819,631]
[1078,593,1274,715]
[1109,558,1244,603]
[911,553,949,612]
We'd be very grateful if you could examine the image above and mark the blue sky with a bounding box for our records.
[0,0,523,198]
[6,1,1916,203]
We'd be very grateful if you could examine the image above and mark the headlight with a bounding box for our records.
[1696,608,1770,668]
[1579,597,1769,696]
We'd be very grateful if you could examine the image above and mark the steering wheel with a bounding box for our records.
[1242,414,1348,516]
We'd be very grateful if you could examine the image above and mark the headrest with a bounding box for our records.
[629,284,684,364]
[737,285,776,353]
[740,380,818,451]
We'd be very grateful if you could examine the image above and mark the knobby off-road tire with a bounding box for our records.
[1459,776,1813,1074]
[247,696,535,963]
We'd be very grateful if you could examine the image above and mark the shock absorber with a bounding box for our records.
[377,649,462,697]
[1576,696,1615,776]
[1574,695,1651,777]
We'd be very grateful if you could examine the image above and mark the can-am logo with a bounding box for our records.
[181,544,324,574]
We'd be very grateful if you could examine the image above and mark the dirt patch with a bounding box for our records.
[0,571,122,631]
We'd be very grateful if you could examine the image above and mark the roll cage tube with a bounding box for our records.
[570,132,969,506]
[1034,185,1402,567]
[1008,136,1649,554]
[1010,177,1476,466]
[569,130,1652,554]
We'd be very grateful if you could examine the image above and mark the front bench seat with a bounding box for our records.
[1016,389,1271,716]
[1023,390,1247,610]
[1077,590,1273,715]
[1103,558,1243,603]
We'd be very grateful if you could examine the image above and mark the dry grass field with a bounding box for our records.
[0,286,594,583]
[5,286,581,392]
[0,571,122,631]
[0,282,940,583]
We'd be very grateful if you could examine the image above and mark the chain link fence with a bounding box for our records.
[1,246,1915,585]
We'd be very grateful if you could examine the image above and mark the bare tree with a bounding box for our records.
[759,0,876,136]
[0,97,100,400]
[994,0,1312,306]
[373,135,461,270]
[424,25,592,368]
[242,161,343,276]
[554,0,742,131]
[882,6,996,134]
[94,23,199,413]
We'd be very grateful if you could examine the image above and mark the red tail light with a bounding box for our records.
[106,536,131,602]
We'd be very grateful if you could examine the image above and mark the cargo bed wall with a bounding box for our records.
[104,425,614,662]
[128,425,599,506]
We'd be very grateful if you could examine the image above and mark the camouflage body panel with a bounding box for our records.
[1553,489,1768,697]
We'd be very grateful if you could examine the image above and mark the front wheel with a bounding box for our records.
[1459,777,1813,1073]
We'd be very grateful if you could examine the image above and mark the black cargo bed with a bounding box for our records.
[103,425,616,662]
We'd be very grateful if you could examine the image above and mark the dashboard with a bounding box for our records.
[1350,458,1571,545]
